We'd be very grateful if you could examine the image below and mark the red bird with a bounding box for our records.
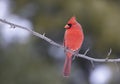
[63,16,84,77]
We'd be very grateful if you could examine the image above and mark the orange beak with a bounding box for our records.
[64,24,69,29]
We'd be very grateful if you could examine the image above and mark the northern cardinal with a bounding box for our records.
[63,16,84,77]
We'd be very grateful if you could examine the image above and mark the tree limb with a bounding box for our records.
[0,18,120,62]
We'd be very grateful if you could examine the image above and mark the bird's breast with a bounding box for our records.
[64,28,84,51]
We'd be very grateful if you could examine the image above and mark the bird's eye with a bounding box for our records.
[68,24,72,28]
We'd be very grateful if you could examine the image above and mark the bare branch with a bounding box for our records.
[1,18,120,62]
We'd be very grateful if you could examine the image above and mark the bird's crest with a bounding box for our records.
[67,16,76,24]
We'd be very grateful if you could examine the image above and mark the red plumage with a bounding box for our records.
[63,16,84,77]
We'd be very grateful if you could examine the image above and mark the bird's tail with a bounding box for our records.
[63,52,72,77]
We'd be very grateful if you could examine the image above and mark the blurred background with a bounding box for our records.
[0,0,120,84]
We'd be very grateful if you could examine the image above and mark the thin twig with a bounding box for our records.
[107,48,112,56]
[1,18,120,62]
[105,48,112,61]
[84,48,90,55]
[42,33,46,36]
